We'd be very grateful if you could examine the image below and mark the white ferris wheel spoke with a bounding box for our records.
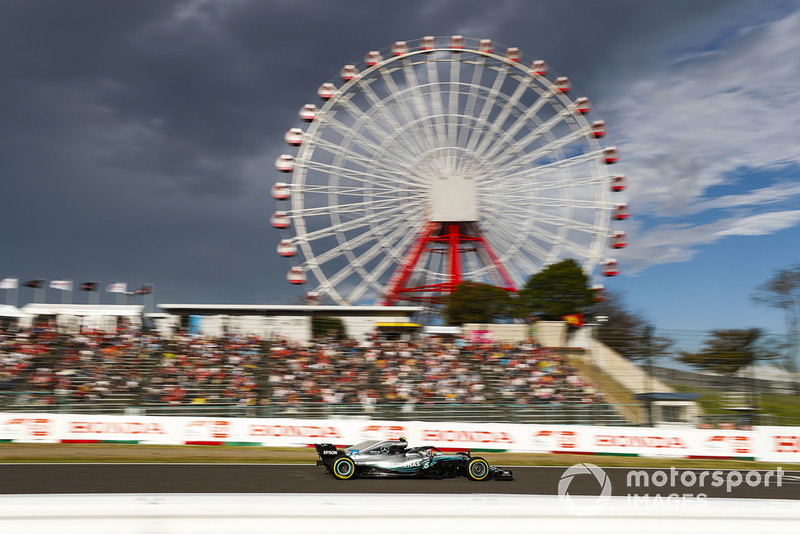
[311,101,419,177]
[464,251,485,280]
[426,55,450,152]
[342,221,426,303]
[319,218,421,297]
[400,57,441,154]
[375,63,440,156]
[500,149,606,182]
[473,73,530,157]
[335,95,429,166]
[481,88,552,161]
[293,200,421,244]
[289,194,422,220]
[447,55,461,149]
[488,216,549,256]
[491,109,575,173]
[309,136,407,177]
[486,226,545,275]
[301,160,424,190]
[316,113,420,179]
[355,78,430,156]
[485,118,586,176]
[456,55,487,149]
[308,212,411,268]
[514,173,609,194]
[464,62,510,153]
[297,176,425,202]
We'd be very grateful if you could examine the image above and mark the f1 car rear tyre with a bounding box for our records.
[332,456,356,480]
[466,457,490,481]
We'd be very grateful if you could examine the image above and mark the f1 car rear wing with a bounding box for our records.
[314,443,343,466]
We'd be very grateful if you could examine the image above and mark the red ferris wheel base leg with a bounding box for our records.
[382,221,516,306]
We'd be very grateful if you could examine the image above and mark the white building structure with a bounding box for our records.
[155,304,422,343]
[19,303,144,332]
[7,303,423,343]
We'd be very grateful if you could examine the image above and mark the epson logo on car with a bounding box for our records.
[322,450,339,455]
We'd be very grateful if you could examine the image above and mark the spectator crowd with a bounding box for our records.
[1,321,603,412]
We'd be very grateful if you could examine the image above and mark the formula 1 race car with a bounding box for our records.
[315,438,513,481]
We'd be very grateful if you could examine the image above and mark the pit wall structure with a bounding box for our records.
[2,412,799,463]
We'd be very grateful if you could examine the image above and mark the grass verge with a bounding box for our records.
[668,382,800,425]
[0,443,795,471]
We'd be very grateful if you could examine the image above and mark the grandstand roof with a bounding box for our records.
[0,305,25,317]
[157,304,423,317]
[21,303,144,316]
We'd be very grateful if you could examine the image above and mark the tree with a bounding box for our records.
[444,282,518,325]
[676,328,779,375]
[311,316,347,340]
[751,263,800,374]
[517,259,594,320]
[594,290,673,361]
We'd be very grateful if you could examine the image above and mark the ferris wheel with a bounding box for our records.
[272,36,628,305]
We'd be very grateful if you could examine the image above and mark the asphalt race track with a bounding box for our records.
[1,464,799,499]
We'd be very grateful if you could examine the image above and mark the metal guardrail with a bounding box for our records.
[0,400,635,425]
[650,366,800,395]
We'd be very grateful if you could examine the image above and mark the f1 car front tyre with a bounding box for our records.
[466,457,490,481]
[332,456,356,480]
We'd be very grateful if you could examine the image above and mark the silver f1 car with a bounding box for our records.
[315,438,513,481]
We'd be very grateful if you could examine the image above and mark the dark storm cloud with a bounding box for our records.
[0,0,763,306]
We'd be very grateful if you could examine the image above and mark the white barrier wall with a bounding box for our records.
[5,494,800,534]
[2,412,799,463]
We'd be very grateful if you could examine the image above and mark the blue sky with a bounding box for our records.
[0,0,798,344]
[599,5,800,338]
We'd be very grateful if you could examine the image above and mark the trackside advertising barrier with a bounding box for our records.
[1,413,799,463]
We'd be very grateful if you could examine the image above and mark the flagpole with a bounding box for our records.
[138,283,155,314]
[1,278,19,306]
[79,282,100,305]
[105,282,127,305]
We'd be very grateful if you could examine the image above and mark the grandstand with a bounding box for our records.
[19,305,782,427]
[0,316,660,426]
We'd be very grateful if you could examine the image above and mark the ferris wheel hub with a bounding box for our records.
[430,175,478,222]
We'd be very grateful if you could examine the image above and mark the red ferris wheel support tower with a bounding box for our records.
[382,175,516,305]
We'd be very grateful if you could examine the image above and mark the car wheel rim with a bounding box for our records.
[336,461,352,476]
[471,462,486,477]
